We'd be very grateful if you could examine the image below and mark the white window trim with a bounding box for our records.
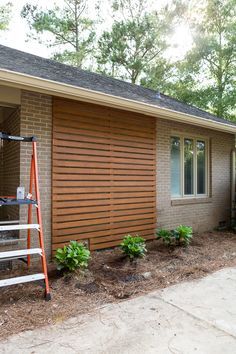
[171,133,209,200]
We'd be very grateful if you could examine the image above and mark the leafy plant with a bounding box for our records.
[120,235,147,259]
[55,241,90,272]
[174,225,193,246]
[156,229,173,245]
[156,225,193,247]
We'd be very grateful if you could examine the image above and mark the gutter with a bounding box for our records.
[0,68,235,134]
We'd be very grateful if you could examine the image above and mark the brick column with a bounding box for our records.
[20,91,52,257]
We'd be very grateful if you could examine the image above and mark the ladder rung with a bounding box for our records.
[0,220,19,225]
[0,237,26,245]
[0,224,40,231]
[0,248,42,260]
[0,273,45,287]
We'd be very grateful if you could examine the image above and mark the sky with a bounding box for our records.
[0,0,193,61]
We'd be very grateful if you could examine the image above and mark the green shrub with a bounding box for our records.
[156,229,173,245]
[120,235,147,259]
[174,225,193,246]
[156,225,193,247]
[55,241,90,272]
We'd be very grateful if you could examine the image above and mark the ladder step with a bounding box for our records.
[0,237,26,245]
[0,248,42,260]
[0,224,40,232]
[0,273,45,287]
[0,198,37,206]
[0,220,19,225]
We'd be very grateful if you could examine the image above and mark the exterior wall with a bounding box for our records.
[20,91,52,256]
[0,108,21,220]
[156,118,235,232]
[1,87,234,256]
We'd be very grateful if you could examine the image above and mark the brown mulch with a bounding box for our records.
[0,231,236,339]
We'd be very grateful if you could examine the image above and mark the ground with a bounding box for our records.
[0,231,236,340]
[1,267,236,353]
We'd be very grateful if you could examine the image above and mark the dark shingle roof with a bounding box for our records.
[0,44,235,127]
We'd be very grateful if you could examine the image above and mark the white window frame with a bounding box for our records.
[171,133,209,199]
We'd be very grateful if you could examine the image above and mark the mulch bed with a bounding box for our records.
[0,231,236,339]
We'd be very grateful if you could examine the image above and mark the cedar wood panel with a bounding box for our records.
[52,98,156,251]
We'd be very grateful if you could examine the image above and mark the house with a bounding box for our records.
[0,44,235,256]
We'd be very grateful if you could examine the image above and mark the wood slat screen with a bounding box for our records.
[52,98,156,251]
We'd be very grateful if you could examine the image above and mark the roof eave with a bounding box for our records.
[0,68,235,134]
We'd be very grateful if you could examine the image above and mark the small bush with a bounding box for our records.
[174,225,193,246]
[156,229,173,245]
[156,225,193,247]
[55,241,90,272]
[120,235,147,259]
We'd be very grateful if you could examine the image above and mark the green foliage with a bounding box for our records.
[0,2,12,31]
[141,59,174,93]
[20,0,236,121]
[55,240,90,272]
[156,225,193,247]
[174,225,193,246]
[97,0,177,83]
[156,0,236,121]
[21,1,95,68]
[120,235,147,259]
[156,229,173,246]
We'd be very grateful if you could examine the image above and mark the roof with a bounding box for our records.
[0,44,235,129]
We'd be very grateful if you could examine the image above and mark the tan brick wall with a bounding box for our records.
[20,91,52,257]
[156,118,235,232]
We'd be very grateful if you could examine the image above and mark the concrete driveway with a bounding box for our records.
[0,267,236,354]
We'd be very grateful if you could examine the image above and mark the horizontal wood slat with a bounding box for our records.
[53,167,155,176]
[52,98,156,251]
[54,117,155,139]
[53,191,155,201]
[53,160,155,170]
[53,197,155,208]
[54,125,154,145]
[52,227,156,251]
[53,145,155,160]
[53,137,155,154]
[53,203,155,216]
[53,174,155,181]
[53,233,155,251]
[53,220,156,238]
[53,130,154,149]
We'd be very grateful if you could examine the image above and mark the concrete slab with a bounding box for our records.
[0,267,236,354]
[159,267,236,337]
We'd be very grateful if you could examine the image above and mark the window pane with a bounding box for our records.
[171,137,181,197]
[184,138,194,195]
[197,140,206,194]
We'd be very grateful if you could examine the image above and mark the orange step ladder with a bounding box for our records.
[0,132,51,300]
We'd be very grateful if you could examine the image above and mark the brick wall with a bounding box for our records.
[156,118,235,232]
[20,91,52,256]
[0,108,21,220]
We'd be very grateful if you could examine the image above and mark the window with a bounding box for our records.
[171,135,208,198]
